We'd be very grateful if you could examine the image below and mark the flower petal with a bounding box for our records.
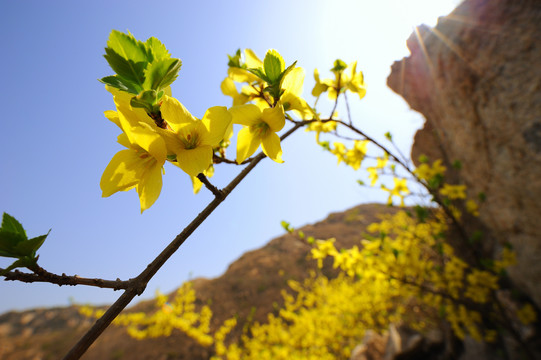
[282,67,305,97]
[229,104,262,126]
[176,146,213,177]
[100,149,141,197]
[104,110,121,128]
[137,162,163,213]
[236,126,261,164]
[261,105,285,132]
[160,96,198,132]
[227,67,260,84]
[123,123,167,164]
[200,106,232,146]
[221,77,238,98]
[244,49,263,68]
[261,132,284,163]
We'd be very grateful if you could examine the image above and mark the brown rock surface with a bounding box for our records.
[387,0,541,307]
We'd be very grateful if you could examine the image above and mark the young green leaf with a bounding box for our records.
[103,48,146,90]
[263,49,285,83]
[0,230,27,258]
[1,213,26,237]
[145,37,171,62]
[247,67,270,83]
[143,58,182,91]
[99,75,140,94]
[12,231,49,258]
[107,30,150,64]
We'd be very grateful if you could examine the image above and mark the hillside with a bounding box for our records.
[0,203,398,360]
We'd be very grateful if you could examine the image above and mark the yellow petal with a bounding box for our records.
[229,104,262,126]
[261,105,285,132]
[220,77,238,98]
[227,67,260,84]
[123,123,167,164]
[100,149,141,197]
[160,96,198,132]
[104,110,121,128]
[117,133,131,149]
[200,106,232,146]
[282,67,305,97]
[176,145,213,177]
[244,49,263,68]
[261,132,283,163]
[191,175,203,194]
[137,162,163,213]
[236,126,261,164]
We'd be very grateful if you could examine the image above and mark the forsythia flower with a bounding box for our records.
[517,303,537,325]
[158,96,232,177]
[381,178,410,206]
[439,184,467,200]
[230,104,285,164]
[414,159,446,181]
[220,77,250,106]
[100,94,167,213]
[280,67,313,119]
[312,61,366,100]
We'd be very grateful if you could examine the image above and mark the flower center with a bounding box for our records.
[250,121,270,137]
[182,132,200,150]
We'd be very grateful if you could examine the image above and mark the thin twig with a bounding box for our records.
[3,269,131,290]
[196,173,223,197]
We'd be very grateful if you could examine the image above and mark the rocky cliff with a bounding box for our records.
[387,0,541,309]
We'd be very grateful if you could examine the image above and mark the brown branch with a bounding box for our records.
[3,269,131,290]
[196,173,223,197]
[63,122,305,360]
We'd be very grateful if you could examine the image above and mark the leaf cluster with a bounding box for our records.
[0,213,49,275]
[100,30,182,114]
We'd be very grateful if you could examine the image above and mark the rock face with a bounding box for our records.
[387,0,541,308]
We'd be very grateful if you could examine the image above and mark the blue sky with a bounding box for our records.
[0,0,459,313]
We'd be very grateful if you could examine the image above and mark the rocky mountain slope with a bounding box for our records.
[0,203,399,360]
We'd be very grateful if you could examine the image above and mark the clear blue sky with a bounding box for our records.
[0,0,459,313]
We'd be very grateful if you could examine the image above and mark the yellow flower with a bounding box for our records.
[517,303,537,325]
[100,105,167,213]
[230,104,285,164]
[220,77,250,106]
[343,61,366,100]
[312,61,366,101]
[311,68,331,97]
[439,184,467,200]
[227,49,263,84]
[280,67,313,119]
[159,96,232,177]
[381,178,410,206]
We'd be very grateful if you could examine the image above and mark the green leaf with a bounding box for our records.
[0,258,30,276]
[99,76,140,94]
[247,67,270,83]
[263,49,285,83]
[0,230,27,258]
[452,160,462,169]
[143,58,182,91]
[145,37,171,62]
[331,59,347,72]
[227,49,243,68]
[107,30,150,64]
[104,48,147,90]
[1,213,26,237]
[385,132,392,141]
[12,231,49,257]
